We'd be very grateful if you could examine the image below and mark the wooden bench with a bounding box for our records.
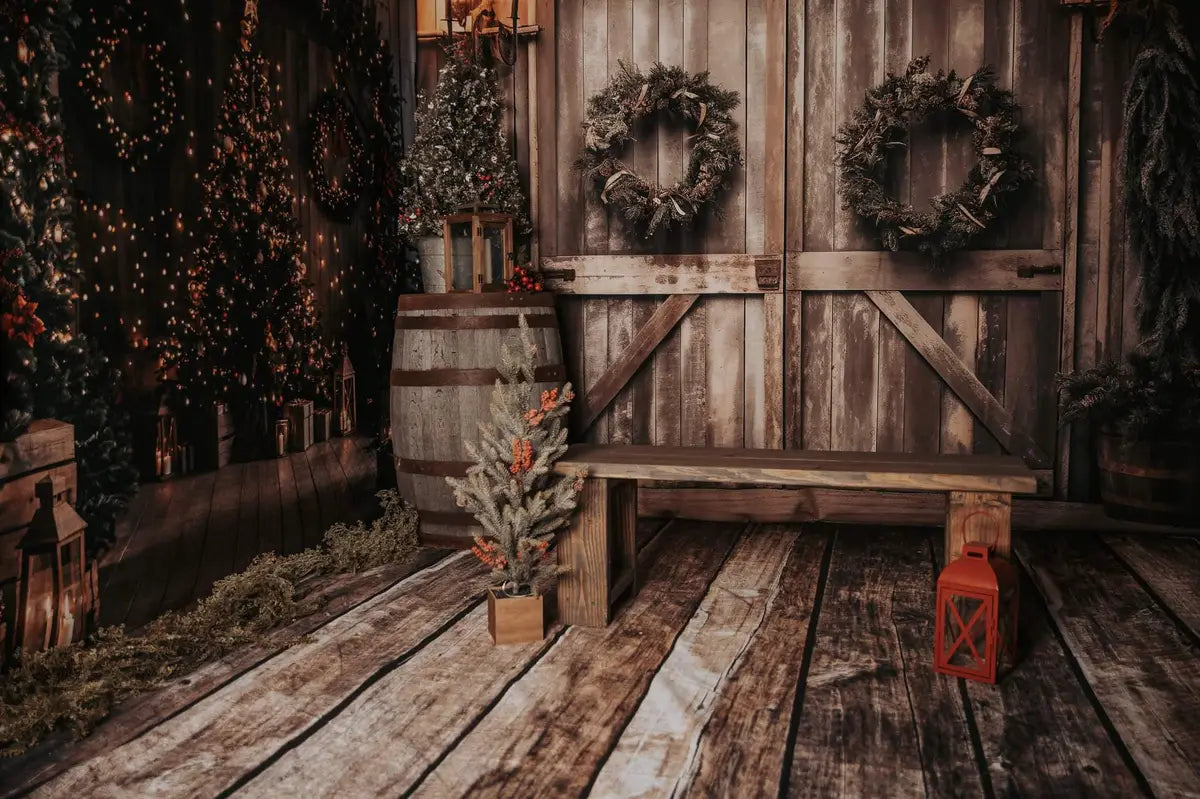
[552,445,1038,627]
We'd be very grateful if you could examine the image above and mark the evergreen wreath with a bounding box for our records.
[304,88,372,222]
[837,56,1034,263]
[578,62,741,238]
[76,0,179,165]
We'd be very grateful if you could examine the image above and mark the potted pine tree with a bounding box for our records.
[446,316,585,644]
[1059,0,1200,525]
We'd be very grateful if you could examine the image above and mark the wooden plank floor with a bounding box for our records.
[95,437,378,632]
[6,522,1199,798]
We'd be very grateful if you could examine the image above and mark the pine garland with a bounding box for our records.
[577,61,742,239]
[446,315,584,593]
[836,56,1034,264]
[1059,1,1200,442]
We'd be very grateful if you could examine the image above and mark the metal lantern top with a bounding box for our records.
[21,475,87,551]
[938,541,1017,596]
[336,350,355,380]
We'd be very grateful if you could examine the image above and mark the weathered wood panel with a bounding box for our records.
[786,528,983,796]
[1016,534,1200,798]
[590,526,798,796]
[666,529,829,797]
[407,520,740,796]
[37,553,483,798]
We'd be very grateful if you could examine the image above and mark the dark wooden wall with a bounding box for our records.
[69,0,415,362]
[465,0,1136,501]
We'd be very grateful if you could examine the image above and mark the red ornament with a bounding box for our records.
[934,540,1019,684]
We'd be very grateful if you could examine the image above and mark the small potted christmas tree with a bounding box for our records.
[446,316,584,645]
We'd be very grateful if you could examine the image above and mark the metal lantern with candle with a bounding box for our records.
[274,418,290,457]
[334,350,357,435]
[422,209,515,293]
[16,476,89,653]
[934,540,1019,685]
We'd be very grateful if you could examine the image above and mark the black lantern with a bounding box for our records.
[16,476,89,652]
[334,351,357,436]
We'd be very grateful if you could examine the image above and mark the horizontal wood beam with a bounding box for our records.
[576,295,699,434]
[636,485,1200,535]
[866,289,1050,466]
[540,254,782,295]
[786,249,1064,291]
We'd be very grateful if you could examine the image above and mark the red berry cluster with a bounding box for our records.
[506,265,544,293]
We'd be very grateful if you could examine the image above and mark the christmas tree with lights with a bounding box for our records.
[164,9,330,447]
[396,40,528,239]
[1,0,137,550]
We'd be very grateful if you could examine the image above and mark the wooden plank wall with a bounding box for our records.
[430,1,1134,499]
[67,0,412,350]
[788,0,1068,466]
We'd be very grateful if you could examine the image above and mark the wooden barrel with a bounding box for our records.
[1097,431,1200,526]
[390,293,563,548]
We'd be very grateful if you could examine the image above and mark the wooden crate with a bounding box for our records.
[194,402,234,470]
[0,419,77,661]
[313,408,332,443]
[285,400,314,452]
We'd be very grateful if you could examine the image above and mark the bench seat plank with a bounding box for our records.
[556,444,1037,495]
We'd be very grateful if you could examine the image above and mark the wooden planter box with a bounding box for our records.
[194,402,234,471]
[285,400,314,452]
[313,408,333,443]
[487,588,543,645]
[0,420,77,662]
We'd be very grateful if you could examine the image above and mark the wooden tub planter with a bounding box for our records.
[1097,431,1200,526]
[487,587,544,645]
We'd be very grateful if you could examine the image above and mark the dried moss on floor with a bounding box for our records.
[0,491,419,756]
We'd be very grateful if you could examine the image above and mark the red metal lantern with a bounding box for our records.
[934,540,1019,684]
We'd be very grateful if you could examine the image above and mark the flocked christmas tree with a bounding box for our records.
[446,316,583,593]
[396,39,528,239]
[1,0,137,550]
[163,6,330,444]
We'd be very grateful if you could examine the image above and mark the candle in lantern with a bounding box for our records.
[275,419,290,457]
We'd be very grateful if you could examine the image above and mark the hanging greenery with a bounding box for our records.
[1059,0,1200,442]
[0,491,419,756]
[76,0,180,166]
[304,88,372,222]
[836,56,1034,264]
[578,61,741,239]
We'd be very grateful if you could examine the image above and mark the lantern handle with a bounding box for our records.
[959,508,1001,560]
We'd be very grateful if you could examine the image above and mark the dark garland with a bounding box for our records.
[304,88,372,222]
[836,56,1034,263]
[578,62,741,239]
[76,0,179,165]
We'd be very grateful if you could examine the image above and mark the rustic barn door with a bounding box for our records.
[535,0,1080,495]
[782,0,1081,497]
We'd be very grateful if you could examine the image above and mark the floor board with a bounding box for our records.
[95,437,377,632]
[14,521,1200,798]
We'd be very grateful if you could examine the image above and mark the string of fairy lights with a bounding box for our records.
[76,0,179,167]
[73,0,375,360]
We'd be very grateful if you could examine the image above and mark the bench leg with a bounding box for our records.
[556,478,638,627]
[945,491,1012,566]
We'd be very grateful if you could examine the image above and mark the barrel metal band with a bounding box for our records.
[390,364,566,387]
[395,457,472,477]
[394,314,557,330]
